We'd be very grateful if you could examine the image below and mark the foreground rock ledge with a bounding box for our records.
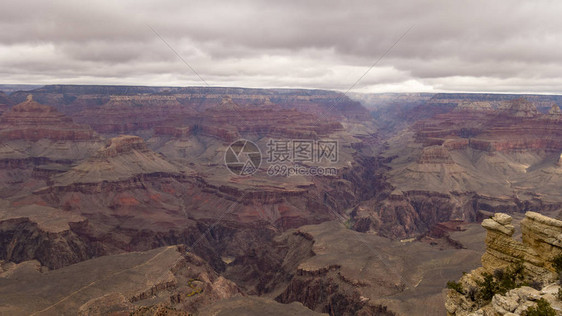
[446,211,562,316]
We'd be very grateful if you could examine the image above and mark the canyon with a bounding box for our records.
[0,85,562,315]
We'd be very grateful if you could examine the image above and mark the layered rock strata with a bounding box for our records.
[0,95,96,141]
[445,212,562,315]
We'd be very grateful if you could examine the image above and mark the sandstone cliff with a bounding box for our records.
[445,212,562,315]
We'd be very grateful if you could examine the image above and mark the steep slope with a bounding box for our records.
[0,246,242,315]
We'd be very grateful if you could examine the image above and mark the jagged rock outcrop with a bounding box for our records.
[549,104,562,117]
[0,203,95,269]
[521,212,562,265]
[480,213,555,282]
[445,212,562,315]
[446,283,562,316]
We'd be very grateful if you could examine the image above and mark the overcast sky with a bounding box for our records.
[1,0,562,93]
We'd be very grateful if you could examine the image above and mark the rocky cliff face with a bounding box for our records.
[0,203,98,269]
[5,86,562,315]
[445,212,562,316]
[480,212,557,281]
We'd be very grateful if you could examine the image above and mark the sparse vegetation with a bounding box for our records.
[552,254,562,283]
[475,272,496,302]
[523,298,556,316]
[447,263,528,307]
[558,288,562,301]
[343,218,355,229]
[446,280,464,294]
[529,280,543,290]
[552,254,562,272]
[473,261,526,305]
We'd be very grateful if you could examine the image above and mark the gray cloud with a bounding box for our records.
[1,0,562,93]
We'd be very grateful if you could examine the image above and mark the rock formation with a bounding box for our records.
[50,135,187,188]
[9,85,370,137]
[480,213,556,281]
[503,97,539,118]
[351,96,562,239]
[445,212,562,315]
[0,95,96,141]
[549,104,562,117]
[0,202,91,269]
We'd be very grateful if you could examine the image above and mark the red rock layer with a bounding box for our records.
[414,98,562,152]
[0,96,96,141]
[156,104,343,141]
[8,86,369,136]
[72,95,196,133]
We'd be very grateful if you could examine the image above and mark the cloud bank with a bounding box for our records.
[1,0,562,93]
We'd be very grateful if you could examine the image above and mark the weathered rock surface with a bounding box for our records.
[5,86,562,315]
[445,212,562,315]
[480,213,553,281]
